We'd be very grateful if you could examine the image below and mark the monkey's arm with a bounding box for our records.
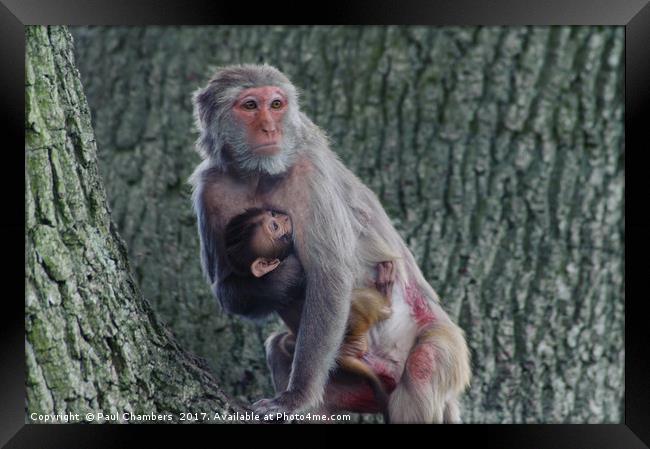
[193,189,244,314]
[192,179,221,285]
[254,167,357,414]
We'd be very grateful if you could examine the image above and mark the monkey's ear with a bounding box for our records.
[251,258,281,278]
[193,86,216,129]
[193,86,221,159]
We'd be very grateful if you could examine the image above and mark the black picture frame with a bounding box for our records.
[5,0,648,447]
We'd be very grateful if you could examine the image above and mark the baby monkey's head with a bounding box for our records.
[224,208,293,278]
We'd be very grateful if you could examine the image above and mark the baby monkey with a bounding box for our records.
[224,208,393,422]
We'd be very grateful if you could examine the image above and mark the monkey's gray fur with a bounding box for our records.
[190,64,471,422]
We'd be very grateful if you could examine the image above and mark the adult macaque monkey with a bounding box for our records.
[190,64,471,423]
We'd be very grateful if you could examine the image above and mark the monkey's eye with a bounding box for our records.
[272,222,279,231]
[242,100,257,110]
[270,211,277,217]
[270,99,283,109]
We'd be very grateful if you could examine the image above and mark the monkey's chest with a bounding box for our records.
[259,179,310,215]
[204,177,264,224]
[257,160,313,217]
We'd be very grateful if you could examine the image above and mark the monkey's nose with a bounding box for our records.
[259,112,276,133]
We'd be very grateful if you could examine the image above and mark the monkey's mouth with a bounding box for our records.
[252,143,281,156]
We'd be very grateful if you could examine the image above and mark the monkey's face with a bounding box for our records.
[251,210,293,258]
[232,86,288,157]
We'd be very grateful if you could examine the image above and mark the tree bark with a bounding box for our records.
[69,26,624,423]
[26,25,246,423]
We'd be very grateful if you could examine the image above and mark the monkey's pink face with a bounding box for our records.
[232,86,288,156]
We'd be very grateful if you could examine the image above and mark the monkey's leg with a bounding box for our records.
[338,356,390,423]
[319,370,388,420]
[264,331,295,393]
[389,322,469,424]
[388,338,442,423]
[443,397,461,423]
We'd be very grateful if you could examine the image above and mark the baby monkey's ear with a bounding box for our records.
[251,258,281,278]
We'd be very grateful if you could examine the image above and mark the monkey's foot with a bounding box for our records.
[375,261,395,298]
[252,391,306,420]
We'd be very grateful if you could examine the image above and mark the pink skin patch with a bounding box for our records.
[363,354,398,393]
[404,283,436,329]
[405,343,436,383]
[331,384,381,413]
[324,356,398,413]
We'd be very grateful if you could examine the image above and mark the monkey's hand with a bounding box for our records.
[252,390,307,420]
[375,261,395,299]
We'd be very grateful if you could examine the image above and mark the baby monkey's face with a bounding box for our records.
[252,210,293,256]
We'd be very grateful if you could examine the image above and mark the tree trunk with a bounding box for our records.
[25,25,246,423]
[69,26,624,423]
